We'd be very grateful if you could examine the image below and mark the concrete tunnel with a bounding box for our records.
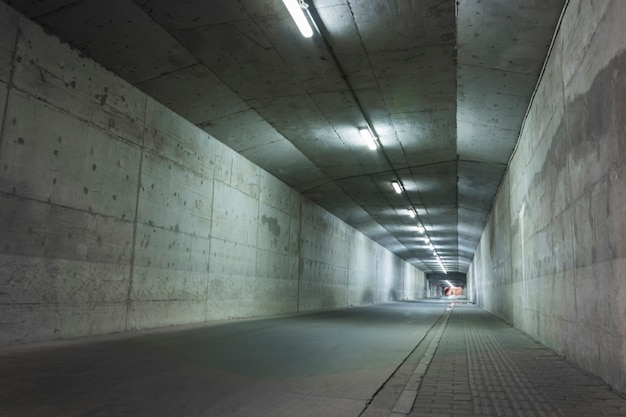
[1,0,626,416]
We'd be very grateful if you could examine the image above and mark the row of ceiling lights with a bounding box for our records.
[363,129,447,274]
[283,0,447,274]
[389,181,447,275]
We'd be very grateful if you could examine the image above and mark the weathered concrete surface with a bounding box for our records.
[2,0,565,276]
[469,0,626,393]
[0,5,427,344]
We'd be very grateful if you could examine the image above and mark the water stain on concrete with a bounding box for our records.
[261,215,280,237]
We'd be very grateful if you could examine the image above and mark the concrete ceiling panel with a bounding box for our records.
[457,0,563,73]
[248,95,369,179]
[457,161,506,212]
[458,64,539,97]
[137,64,249,125]
[457,120,518,164]
[33,0,199,83]
[5,0,81,18]
[135,0,248,29]
[390,111,456,166]
[237,139,327,193]
[174,21,304,100]
[370,46,456,114]
[311,2,378,91]
[201,109,283,153]
[458,93,528,129]
[7,0,567,273]
[347,0,455,52]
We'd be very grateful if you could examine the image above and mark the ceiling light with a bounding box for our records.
[282,0,313,38]
[407,208,416,218]
[359,128,377,150]
[391,181,402,194]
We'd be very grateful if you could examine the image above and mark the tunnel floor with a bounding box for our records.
[1,301,625,417]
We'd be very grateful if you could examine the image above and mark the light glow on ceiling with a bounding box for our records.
[282,0,313,38]
[359,128,378,150]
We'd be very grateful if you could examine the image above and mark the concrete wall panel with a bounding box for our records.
[231,152,260,199]
[211,181,258,246]
[257,203,292,253]
[143,98,213,175]
[3,302,127,343]
[0,80,6,133]
[138,152,213,235]
[256,249,298,282]
[212,139,233,185]
[347,231,377,306]
[127,299,206,330]
[376,248,403,302]
[0,90,141,218]
[0,4,427,345]
[209,239,257,277]
[12,21,146,145]
[470,0,626,393]
[260,171,300,216]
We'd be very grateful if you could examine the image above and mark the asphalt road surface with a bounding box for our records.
[0,301,449,417]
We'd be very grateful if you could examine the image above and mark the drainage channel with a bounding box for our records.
[359,306,453,417]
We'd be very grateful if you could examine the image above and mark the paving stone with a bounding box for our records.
[406,305,626,417]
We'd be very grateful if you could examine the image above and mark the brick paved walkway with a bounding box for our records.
[405,305,626,417]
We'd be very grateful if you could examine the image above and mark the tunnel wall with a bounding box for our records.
[469,0,626,392]
[0,5,427,344]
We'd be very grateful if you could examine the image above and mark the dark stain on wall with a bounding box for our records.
[534,50,626,193]
[261,215,280,237]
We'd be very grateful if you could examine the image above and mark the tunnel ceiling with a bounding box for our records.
[5,0,566,274]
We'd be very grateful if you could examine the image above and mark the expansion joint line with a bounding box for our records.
[123,98,149,331]
[357,307,453,417]
[389,308,453,416]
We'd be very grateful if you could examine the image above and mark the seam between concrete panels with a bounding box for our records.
[204,151,216,322]
[123,97,148,331]
[342,225,349,307]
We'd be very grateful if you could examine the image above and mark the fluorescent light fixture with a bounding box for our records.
[392,181,402,194]
[440,261,448,275]
[417,224,425,234]
[407,208,416,218]
[359,128,377,150]
[282,0,313,38]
